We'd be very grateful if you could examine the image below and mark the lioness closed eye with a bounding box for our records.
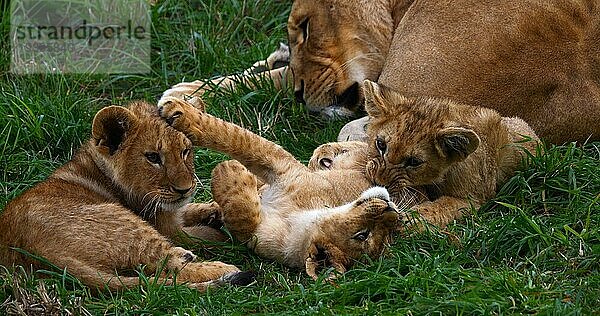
[362,80,539,228]
[0,101,252,291]
[159,97,405,279]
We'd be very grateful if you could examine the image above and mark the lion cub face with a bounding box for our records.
[362,80,480,191]
[288,0,393,116]
[305,187,398,279]
[91,102,196,211]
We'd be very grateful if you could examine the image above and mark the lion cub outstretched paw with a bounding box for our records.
[158,97,202,140]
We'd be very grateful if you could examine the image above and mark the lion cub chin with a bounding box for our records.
[159,97,401,279]
[361,80,539,228]
[0,101,251,292]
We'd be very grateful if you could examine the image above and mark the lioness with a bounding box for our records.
[162,0,599,143]
[159,97,403,279]
[0,101,250,291]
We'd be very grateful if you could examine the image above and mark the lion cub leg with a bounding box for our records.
[411,196,474,229]
[179,202,228,242]
[211,160,262,242]
[159,97,307,185]
[181,202,222,227]
[159,43,291,107]
[42,232,238,291]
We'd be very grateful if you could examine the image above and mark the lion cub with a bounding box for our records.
[0,101,250,291]
[361,80,539,228]
[159,97,400,279]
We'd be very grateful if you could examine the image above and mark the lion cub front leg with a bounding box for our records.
[159,43,291,107]
[181,202,222,227]
[410,196,473,229]
[159,97,306,184]
[211,160,262,242]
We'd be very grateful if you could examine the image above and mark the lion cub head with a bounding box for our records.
[91,101,196,212]
[288,0,395,117]
[305,187,399,280]
[362,80,481,191]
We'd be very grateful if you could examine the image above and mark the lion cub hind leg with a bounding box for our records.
[211,160,262,242]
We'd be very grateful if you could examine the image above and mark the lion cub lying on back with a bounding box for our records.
[159,97,400,279]
[358,80,539,227]
[0,101,250,291]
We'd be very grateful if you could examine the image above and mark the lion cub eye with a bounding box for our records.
[405,156,424,168]
[375,137,387,156]
[299,18,309,41]
[352,229,371,242]
[145,152,162,165]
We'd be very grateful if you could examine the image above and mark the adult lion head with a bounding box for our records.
[287,0,404,118]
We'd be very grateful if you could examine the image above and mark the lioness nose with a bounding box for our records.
[294,80,305,104]
[172,185,193,195]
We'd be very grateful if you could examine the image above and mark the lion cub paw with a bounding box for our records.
[158,97,202,139]
[159,82,208,111]
[168,247,197,270]
[359,186,391,202]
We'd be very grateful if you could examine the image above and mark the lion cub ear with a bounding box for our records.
[92,106,138,156]
[435,127,480,162]
[362,80,391,118]
[363,80,407,118]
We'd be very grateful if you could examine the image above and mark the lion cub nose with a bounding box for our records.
[171,185,193,195]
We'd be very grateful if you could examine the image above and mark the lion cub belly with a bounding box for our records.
[251,186,352,268]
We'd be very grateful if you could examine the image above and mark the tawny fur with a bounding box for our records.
[362,80,540,228]
[159,97,401,279]
[0,101,242,291]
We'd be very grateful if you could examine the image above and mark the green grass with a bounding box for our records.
[1,0,599,314]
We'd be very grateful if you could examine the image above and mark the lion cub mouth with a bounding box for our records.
[157,195,194,211]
